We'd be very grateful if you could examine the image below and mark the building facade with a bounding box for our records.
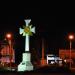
[59,49,75,64]
[0,41,15,67]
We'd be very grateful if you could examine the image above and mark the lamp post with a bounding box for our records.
[68,34,74,69]
[6,33,12,70]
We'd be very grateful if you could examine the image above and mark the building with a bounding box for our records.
[59,49,75,64]
[0,40,15,67]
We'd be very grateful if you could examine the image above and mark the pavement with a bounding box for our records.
[0,65,75,75]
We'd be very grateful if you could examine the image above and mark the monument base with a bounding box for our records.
[18,53,33,71]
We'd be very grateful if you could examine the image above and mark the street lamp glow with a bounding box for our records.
[6,33,12,70]
[68,34,74,69]
[6,33,12,39]
[69,35,74,40]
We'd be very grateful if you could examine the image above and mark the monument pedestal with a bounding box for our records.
[18,53,33,71]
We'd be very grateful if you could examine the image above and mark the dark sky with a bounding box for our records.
[0,8,75,63]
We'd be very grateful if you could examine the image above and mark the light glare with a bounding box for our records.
[69,35,74,40]
[6,33,11,39]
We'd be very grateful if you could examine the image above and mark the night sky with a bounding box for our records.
[0,8,75,64]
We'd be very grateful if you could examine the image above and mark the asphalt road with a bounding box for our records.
[0,72,74,75]
[0,66,75,75]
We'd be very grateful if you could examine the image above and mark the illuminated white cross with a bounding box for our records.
[19,19,35,52]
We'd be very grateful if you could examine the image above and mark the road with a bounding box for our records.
[0,72,74,75]
[0,66,75,75]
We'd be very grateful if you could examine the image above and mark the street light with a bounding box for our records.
[6,33,12,39]
[6,33,12,70]
[68,34,74,69]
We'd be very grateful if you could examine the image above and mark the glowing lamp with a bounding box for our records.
[69,35,74,40]
[6,33,12,39]
[68,34,74,69]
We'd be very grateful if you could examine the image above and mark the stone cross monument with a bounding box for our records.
[18,19,35,71]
